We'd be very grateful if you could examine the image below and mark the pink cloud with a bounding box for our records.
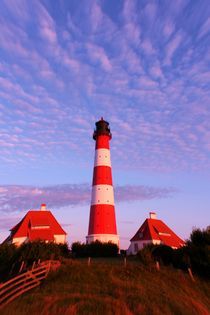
[124,22,141,44]
[36,2,57,44]
[141,39,155,55]
[163,20,175,38]
[61,52,81,72]
[0,17,28,57]
[198,17,210,39]
[143,3,157,21]
[149,63,164,79]
[87,43,112,71]
[165,32,183,65]
[123,0,137,22]
[2,0,30,23]
[90,1,103,31]
[139,76,157,88]
[0,184,176,213]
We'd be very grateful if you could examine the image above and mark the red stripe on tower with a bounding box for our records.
[86,118,119,246]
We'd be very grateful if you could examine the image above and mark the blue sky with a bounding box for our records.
[0,0,210,248]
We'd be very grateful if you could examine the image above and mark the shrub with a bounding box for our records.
[152,245,174,266]
[189,226,210,247]
[172,247,190,270]
[71,241,119,257]
[136,244,155,265]
[187,227,210,278]
[0,243,17,279]
[71,242,87,257]
[0,241,70,280]
[17,241,70,264]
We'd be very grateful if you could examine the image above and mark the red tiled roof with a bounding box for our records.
[10,210,67,240]
[30,215,50,227]
[28,229,54,242]
[130,217,185,248]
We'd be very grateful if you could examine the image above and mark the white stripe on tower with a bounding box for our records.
[94,148,111,167]
[91,185,114,205]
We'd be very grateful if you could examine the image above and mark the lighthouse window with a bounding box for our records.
[106,188,108,190]
[107,200,109,202]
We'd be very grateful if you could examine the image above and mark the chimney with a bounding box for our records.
[149,212,157,219]
[40,203,46,211]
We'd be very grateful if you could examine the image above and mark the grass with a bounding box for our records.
[2,257,210,315]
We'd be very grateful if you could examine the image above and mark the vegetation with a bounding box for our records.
[1,258,210,315]
[0,243,17,280]
[0,241,70,280]
[17,241,70,263]
[186,226,210,277]
[71,241,119,257]
[0,228,209,314]
[136,226,210,279]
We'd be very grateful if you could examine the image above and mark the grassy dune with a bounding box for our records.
[2,258,210,315]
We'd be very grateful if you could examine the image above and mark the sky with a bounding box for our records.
[0,0,210,249]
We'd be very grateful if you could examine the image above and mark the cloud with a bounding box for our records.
[35,1,57,44]
[115,185,176,202]
[163,20,175,38]
[164,32,183,65]
[90,1,103,32]
[120,221,134,225]
[198,17,210,39]
[0,216,21,230]
[86,43,112,71]
[0,184,176,213]
[141,39,155,55]
[0,1,210,174]
[2,0,30,23]
[123,0,137,23]
[143,3,157,22]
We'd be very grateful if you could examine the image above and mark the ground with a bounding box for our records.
[2,258,210,315]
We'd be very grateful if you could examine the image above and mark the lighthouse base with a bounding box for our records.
[86,234,119,247]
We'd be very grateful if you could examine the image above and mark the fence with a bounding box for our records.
[0,260,60,309]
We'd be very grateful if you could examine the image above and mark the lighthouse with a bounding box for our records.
[86,118,119,246]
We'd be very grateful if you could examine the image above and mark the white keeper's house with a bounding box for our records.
[127,212,185,255]
[3,204,67,246]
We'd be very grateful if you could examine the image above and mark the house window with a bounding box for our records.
[134,243,138,253]
[138,232,143,238]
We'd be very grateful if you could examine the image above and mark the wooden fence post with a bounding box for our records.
[156,261,160,271]
[88,257,91,266]
[19,261,25,273]
[9,263,15,276]
[124,257,127,268]
[188,267,195,282]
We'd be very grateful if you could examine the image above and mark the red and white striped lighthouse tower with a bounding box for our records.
[86,118,119,246]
